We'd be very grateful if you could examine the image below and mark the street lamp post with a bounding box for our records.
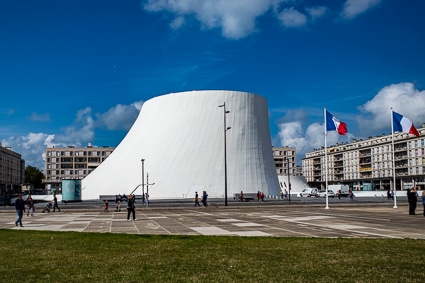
[284,157,291,202]
[141,159,145,197]
[219,102,231,206]
[145,173,155,207]
[146,173,155,196]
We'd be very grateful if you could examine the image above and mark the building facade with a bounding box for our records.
[82,90,280,200]
[272,146,296,176]
[44,144,114,193]
[0,143,25,203]
[302,126,425,191]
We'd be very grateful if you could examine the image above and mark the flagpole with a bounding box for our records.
[324,107,329,209]
[390,108,398,208]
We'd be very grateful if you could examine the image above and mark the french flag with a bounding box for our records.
[326,110,347,135]
[392,111,420,137]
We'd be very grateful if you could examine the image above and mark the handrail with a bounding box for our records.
[129,184,142,195]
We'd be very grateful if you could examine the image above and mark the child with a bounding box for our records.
[104,200,109,213]
[115,200,121,212]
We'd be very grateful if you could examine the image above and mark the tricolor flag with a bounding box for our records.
[326,110,347,135]
[392,111,420,137]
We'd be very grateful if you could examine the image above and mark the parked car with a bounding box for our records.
[300,188,319,197]
[317,189,336,198]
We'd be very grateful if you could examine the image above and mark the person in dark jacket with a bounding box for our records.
[53,194,61,212]
[422,190,425,217]
[15,194,25,227]
[127,194,136,221]
[408,187,418,215]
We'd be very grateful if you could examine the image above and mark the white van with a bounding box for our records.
[299,188,318,197]
[328,185,350,197]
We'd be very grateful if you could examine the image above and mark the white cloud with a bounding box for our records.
[341,0,381,20]
[170,16,185,30]
[2,133,61,172]
[143,0,279,39]
[277,119,351,162]
[54,107,95,144]
[96,101,143,130]
[1,101,144,171]
[358,82,425,132]
[278,7,307,28]
[28,112,50,122]
[143,0,385,38]
[306,6,327,20]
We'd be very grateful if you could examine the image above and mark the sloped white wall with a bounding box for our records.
[82,90,279,200]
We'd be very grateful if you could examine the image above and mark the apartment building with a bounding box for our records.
[44,144,114,193]
[272,146,296,176]
[302,126,425,191]
[0,143,25,198]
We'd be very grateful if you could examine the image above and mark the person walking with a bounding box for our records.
[202,191,208,207]
[53,193,61,212]
[104,200,109,213]
[127,194,136,221]
[26,194,35,217]
[194,192,200,206]
[422,190,425,217]
[15,194,25,227]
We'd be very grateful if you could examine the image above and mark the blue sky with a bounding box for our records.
[1,0,425,171]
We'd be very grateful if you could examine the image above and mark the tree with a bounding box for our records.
[25,166,45,189]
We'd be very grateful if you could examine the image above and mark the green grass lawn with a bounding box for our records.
[1,230,424,282]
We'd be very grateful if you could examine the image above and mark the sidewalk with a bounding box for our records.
[1,200,422,238]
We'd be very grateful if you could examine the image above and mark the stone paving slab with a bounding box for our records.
[1,204,424,239]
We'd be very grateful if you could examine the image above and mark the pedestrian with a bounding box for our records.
[349,190,354,201]
[408,187,418,215]
[239,191,244,202]
[26,194,35,217]
[337,190,341,200]
[15,194,25,227]
[202,191,208,207]
[127,194,136,221]
[280,190,284,199]
[104,200,109,212]
[422,190,425,217]
[115,200,121,212]
[144,193,149,207]
[194,192,200,206]
[284,189,288,200]
[53,193,61,212]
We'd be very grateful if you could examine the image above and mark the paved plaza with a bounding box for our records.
[1,199,424,239]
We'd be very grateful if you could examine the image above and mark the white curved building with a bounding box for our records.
[82,90,279,200]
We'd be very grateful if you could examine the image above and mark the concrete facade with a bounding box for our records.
[44,145,114,193]
[82,90,280,200]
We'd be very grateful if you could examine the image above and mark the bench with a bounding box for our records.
[233,193,258,202]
